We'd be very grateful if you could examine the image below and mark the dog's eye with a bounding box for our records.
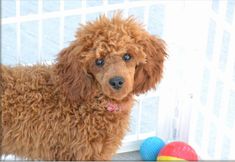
[123,53,132,62]
[95,58,105,67]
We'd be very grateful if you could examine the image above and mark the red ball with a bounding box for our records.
[157,141,198,161]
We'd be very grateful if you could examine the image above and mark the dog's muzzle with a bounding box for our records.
[109,76,124,90]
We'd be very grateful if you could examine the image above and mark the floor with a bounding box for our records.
[112,151,142,161]
[1,151,142,161]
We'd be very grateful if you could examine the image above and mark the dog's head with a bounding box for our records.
[56,14,167,102]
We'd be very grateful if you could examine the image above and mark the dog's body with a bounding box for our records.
[1,14,166,160]
[1,65,132,160]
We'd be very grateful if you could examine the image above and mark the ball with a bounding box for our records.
[140,137,165,161]
[157,141,198,161]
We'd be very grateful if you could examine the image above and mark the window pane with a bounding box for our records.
[127,102,139,136]
[86,0,103,7]
[206,19,216,61]
[2,24,17,65]
[64,15,81,47]
[43,0,60,12]
[219,31,230,71]
[128,7,145,23]
[20,0,38,16]
[42,18,60,62]
[148,4,165,36]
[200,68,210,105]
[20,21,39,64]
[140,96,159,133]
[64,0,82,10]
[2,0,16,18]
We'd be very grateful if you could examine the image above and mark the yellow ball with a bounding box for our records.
[157,156,187,161]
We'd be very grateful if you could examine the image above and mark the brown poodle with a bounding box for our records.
[0,14,167,160]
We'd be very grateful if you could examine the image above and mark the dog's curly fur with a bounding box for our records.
[0,14,166,160]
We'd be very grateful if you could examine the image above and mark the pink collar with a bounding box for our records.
[107,102,120,112]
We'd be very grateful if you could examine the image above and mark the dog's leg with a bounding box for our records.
[0,66,3,157]
[0,109,2,157]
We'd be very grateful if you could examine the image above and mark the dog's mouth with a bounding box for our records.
[104,88,132,102]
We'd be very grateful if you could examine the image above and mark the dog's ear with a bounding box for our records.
[133,35,167,95]
[55,44,95,102]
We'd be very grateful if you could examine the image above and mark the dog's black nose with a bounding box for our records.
[109,76,124,90]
